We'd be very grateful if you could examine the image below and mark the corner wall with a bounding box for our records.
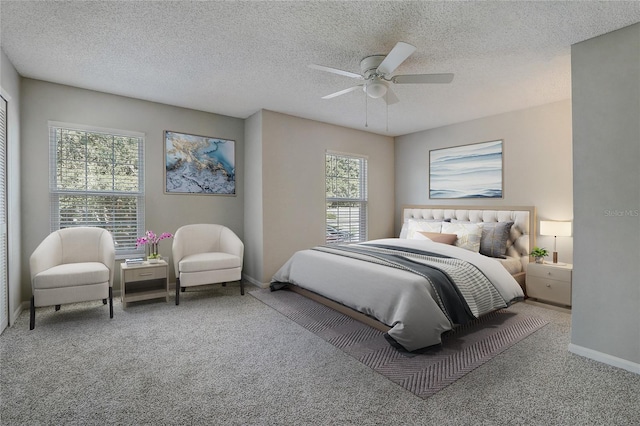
[243,111,264,286]
[570,23,640,373]
[244,110,395,285]
[1,49,22,326]
[395,100,574,263]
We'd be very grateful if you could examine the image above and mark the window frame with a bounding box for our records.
[49,121,145,259]
[325,151,368,244]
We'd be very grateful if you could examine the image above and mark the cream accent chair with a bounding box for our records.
[172,224,244,305]
[29,227,115,330]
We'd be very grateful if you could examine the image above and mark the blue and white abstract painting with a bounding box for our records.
[165,131,235,195]
[429,140,503,199]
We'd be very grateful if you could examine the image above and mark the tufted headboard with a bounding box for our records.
[402,205,536,273]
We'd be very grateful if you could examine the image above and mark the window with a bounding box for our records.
[49,122,144,258]
[325,152,367,244]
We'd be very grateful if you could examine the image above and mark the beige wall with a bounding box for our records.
[20,79,244,296]
[570,23,639,372]
[1,49,22,325]
[19,81,393,301]
[243,111,264,285]
[245,110,395,285]
[394,100,574,264]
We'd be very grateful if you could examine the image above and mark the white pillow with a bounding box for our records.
[406,219,443,239]
[408,231,432,241]
[441,222,483,252]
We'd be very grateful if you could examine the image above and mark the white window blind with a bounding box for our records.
[325,152,367,244]
[49,122,145,258]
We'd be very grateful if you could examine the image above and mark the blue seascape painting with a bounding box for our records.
[429,140,503,199]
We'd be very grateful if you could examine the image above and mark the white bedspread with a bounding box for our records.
[271,238,524,351]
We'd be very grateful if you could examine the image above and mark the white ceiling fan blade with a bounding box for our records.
[376,42,416,76]
[392,73,455,84]
[321,85,364,99]
[309,64,363,80]
[383,87,399,105]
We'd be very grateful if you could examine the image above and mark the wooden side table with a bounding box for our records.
[120,260,169,308]
[526,262,573,307]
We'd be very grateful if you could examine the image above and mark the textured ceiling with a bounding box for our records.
[2,1,640,136]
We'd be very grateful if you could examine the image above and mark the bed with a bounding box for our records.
[271,205,535,352]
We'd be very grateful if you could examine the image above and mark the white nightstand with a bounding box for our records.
[526,262,573,307]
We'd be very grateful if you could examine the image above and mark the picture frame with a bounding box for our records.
[429,140,503,199]
[164,130,236,196]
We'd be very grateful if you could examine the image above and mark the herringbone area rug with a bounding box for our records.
[251,288,548,399]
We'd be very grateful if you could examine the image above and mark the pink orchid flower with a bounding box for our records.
[136,231,173,248]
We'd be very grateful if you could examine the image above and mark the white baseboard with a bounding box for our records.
[242,274,270,289]
[568,343,640,375]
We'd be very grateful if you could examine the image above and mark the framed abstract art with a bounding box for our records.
[164,130,236,196]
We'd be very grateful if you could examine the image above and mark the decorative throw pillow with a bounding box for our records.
[418,232,458,245]
[478,221,514,258]
[405,219,444,239]
[400,218,451,239]
[441,222,483,252]
[409,231,431,240]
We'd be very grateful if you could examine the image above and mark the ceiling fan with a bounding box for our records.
[309,41,454,105]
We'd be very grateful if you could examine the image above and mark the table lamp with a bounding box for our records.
[539,220,572,264]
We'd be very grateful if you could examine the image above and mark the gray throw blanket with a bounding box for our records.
[312,243,507,326]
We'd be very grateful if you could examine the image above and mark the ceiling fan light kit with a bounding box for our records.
[364,78,388,98]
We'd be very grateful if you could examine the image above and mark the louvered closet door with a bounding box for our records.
[0,96,7,333]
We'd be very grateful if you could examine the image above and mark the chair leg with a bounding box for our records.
[181,287,185,293]
[30,296,35,330]
[102,299,107,305]
[222,283,226,287]
[240,280,245,296]
[175,277,180,305]
[55,305,61,311]
[109,287,113,319]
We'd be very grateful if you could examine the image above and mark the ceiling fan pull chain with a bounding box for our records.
[386,93,389,132]
[365,90,369,127]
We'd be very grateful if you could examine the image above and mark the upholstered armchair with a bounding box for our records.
[29,227,115,330]
[172,224,244,305]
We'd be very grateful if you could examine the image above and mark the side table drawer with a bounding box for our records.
[527,264,572,281]
[527,277,571,306]
[124,266,167,283]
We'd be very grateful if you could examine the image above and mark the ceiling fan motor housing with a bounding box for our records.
[360,55,387,79]
[360,55,389,98]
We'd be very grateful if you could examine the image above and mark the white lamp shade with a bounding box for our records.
[539,220,572,237]
[364,78,388,99]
